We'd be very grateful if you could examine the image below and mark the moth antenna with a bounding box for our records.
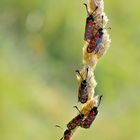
[60,137,63,140]
[73,106,82,116]
[91,6,98,15]
[97,95,103,108]
[85,67,89,80]
[102,15,104,25]
[93,6,98,13]
[55,125,63,130]
[55,125,64,140]
[75,70,80,76]
[84,3,98,16]
[75,70,83,80]
[83,3,90,16]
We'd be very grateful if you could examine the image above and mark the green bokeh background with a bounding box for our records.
[0,0,140,140]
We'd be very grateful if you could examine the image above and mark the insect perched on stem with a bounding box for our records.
[87,16,111,53]
[67,106,84,130]
[76,67,91,104]
[60,129,72,140]
[56,107,84,140]
[80,95,103,129]
[84,3,98,43]
[71,96,102,129]
[56,125,72,140]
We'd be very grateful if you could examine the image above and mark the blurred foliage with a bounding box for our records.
[0,0,140,140]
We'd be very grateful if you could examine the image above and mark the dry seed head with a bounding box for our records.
[82,44,99,71]
[80,97,98,116]
[87,0,97,14]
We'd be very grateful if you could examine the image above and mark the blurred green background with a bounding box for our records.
[0,0,140,140]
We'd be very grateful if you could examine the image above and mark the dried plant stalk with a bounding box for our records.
[60,0,111,139]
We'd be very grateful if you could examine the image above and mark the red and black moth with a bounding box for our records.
[57,96,102,139]
[56,126,73,140]
[76,68,91,104]
[67,113,84,130]
[87,16,111,54]
[80,95,102,129]
[87,27,104,53]
[84,3,98,43]
[60,129,72,140]
[57,107,84,140]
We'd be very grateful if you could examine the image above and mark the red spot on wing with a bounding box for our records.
[89,112,94,117]
[91,40,96,46]
[87,118,92,123]
[86,31,90,35]
[95,33,99,39]
[87,22,94,26]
